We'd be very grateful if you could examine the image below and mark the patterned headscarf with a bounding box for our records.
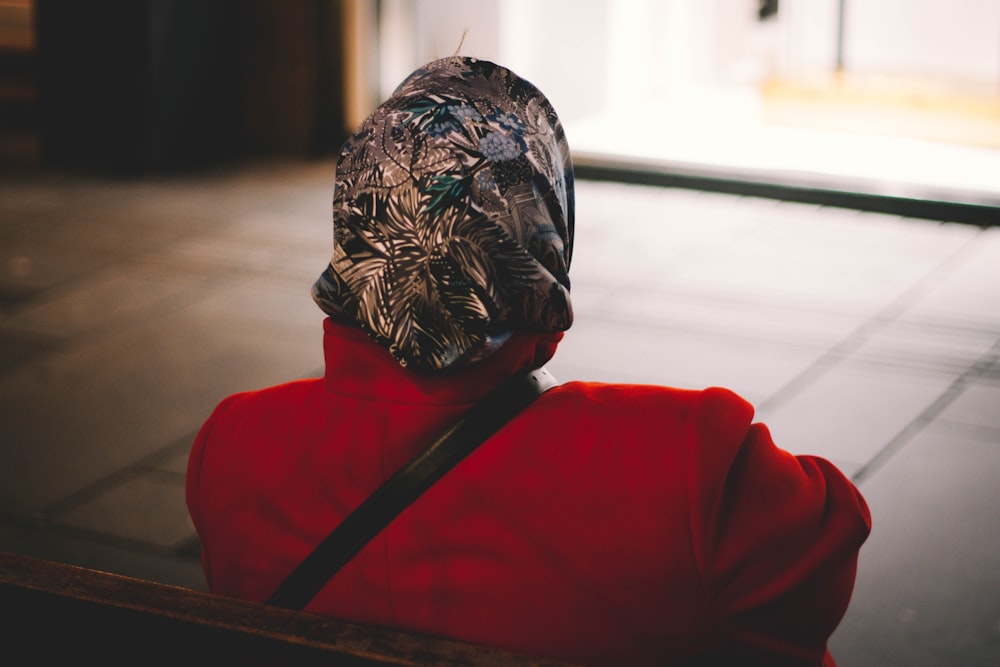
[313,57,574,372]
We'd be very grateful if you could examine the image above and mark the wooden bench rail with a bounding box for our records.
[0,552,579,666]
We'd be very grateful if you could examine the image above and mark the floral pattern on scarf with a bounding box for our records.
[313,57,574,372]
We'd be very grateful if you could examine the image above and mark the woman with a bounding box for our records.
[187,56,870,667]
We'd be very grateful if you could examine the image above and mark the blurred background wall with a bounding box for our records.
[0,0,353,174]
[375,0,1000,151]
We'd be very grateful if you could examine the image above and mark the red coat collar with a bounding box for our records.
[322,318,562,406]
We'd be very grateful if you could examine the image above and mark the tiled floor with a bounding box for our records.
[1,160,998,666]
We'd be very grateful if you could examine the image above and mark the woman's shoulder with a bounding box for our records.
[202,377,324,426]
[546,380,752,423]
[533,380,757,459]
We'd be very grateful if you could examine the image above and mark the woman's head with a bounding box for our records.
[313,57,574,372]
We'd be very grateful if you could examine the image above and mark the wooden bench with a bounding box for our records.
[0,551,579,665]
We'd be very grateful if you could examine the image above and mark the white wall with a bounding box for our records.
[845,0,1000,84]
[377,0,611,123]
[843,0,1000,83]
[771,0,842,78]
[376,0,1000,127]
[772,0,1000,84]
[376,0,501,102]
[376,0,773,121]
[499,0,610,122]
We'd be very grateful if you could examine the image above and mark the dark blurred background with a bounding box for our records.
[2,0,348,175]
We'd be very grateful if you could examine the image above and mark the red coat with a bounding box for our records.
[187,318,870,666]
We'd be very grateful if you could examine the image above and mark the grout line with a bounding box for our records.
[35,362,321,523]
[40,431,200,519]
[835,350,995,378]
[756,229,991,413]
[570,281,867,351]
[572,274,875,320]
[925,418,1000,443]
[851,337,1000,485]
[0,266,243,381]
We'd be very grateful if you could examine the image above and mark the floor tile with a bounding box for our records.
[847,319,999,375]
[934,378,1000,431]
[0,331,51,373]
[152,449,193,477]
[602,288,864,349]
[0,260,215,340]
[903,228,1000,330]
[559,281,619,323]
[665,206,976,316]
[153,210,333,284]
[829,427,1000,667]
[154,228,306,276]
[0,239,123,297]
[755,359,956,469]
[548,317,825,405]
[572,181,770,285]
[1,184,210,256]
[0,304,322,512]
[226,205,332,248]
[145,434,200,476]
[52,471,194,550]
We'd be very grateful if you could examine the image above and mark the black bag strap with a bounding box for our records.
[266,366,560,610]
